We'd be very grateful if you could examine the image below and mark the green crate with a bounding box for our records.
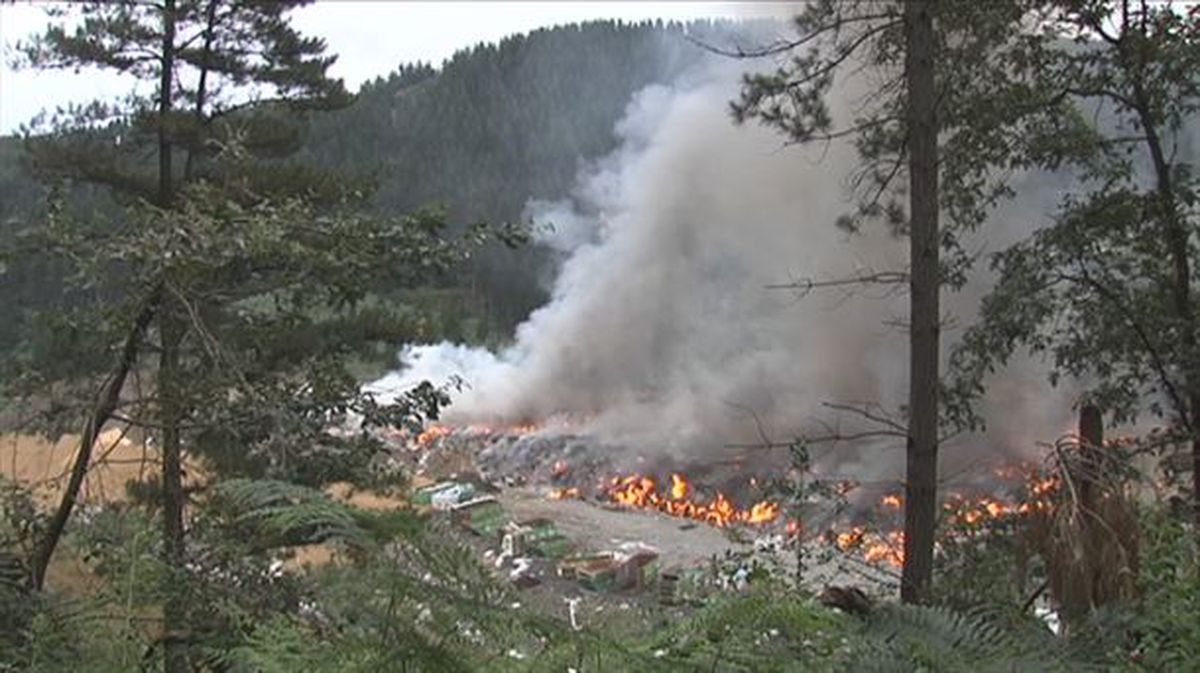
[529,533,572,559]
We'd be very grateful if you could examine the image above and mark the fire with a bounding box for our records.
[835,526,866,549]
[864,532,905,566]
[465,421,542,437]
[549,487,580,500]
[670,473,689,500]
[826,469,1065,569]
[746,500,781,524]
[833,526,905,568]
[416,424,453,446]
[603,472,780,527]
[412,421,544,448]
[1029,475,1059,497]
[506,422,542,436]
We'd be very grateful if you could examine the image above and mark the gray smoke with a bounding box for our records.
[372,53,1078,482]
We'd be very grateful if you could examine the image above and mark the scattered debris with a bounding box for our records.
[431,482,477,510]
[413,480,477,508]
[506,518,573,559]
[508,556,541,588]
[566,597,582,630]
[557,548,660,593]
[449,496,506,536]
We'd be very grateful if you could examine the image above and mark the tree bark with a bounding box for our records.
[156,4,190,672]
[183,0,219,183]
[1078,403,1104,517]
[1131,70,1199,536]
[29,299,157,590]
[159,309,188,673]
[158,0,177,208]
[900,0,940,605]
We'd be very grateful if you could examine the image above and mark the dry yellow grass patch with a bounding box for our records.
[0,430,164,506]
[2,432,411,576]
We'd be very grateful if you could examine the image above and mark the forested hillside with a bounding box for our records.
[1,19,715,347]
[304,20,718,329]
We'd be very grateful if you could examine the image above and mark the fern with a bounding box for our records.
[852,602,1084,672]
[634,585,851,672]
[211,478,372,551]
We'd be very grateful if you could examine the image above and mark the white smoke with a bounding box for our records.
[371,53,1077,480]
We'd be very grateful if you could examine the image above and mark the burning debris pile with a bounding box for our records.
[399,423,787,530]
[829,470,1064,569]
[388,420,1072,586]
[602,473,780,527]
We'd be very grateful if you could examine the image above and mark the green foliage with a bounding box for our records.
[1123,509,1200,670]
[931,517,1035,614]
[302,20,720,332]
[1,6,514,671]
[0,477,37,659]
[1,506,158,673]
[644,586,851,672]
[949,1,1200,433]
[850,602,1070,672]
[4,173,483,487]
[208,478,374,551]
[2,20,732,342]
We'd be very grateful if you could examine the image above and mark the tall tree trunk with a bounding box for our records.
[158,0,176,208]
[156,3,189,671]
[29,299,157,590]
[1132,76,1198,535]
[1193,408,1200,535]
[900,0,940,604]
[159,308,189,673]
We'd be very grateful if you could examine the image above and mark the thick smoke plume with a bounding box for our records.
[372,53,1076,481]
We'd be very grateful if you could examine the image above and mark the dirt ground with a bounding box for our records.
[497,487,742,568]
[498,487,897,588]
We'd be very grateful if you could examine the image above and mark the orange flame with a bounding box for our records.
[831,469,1063,568]
[604,472,780,527]
[416,424,453,446]
[834,526,905,568]
[548,487,580,500]
[670,473,689,500]
[413,421,544,448]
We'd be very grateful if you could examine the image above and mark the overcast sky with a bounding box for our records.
[0,1,795,134]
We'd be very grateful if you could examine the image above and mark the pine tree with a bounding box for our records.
[7,3,497,669]
[731,0,1083,601]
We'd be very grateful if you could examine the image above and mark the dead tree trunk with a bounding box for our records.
[900,0,940,605]
[1049,403,1139,631]
[1078,404,1103,513]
